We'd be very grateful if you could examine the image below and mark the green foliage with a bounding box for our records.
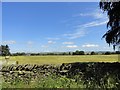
[115,51,120,54]
[91,51,96,55]
[100,1,120,49]
[73,50,85,55]
[12,52,26,56]
[1,45,10,56]
[1,63,120,89]
[105,51,111,55]
[35,75,84,88]
[2,73,85,88]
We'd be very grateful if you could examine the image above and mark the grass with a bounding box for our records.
[2,74,85,88]
[1,55,118,65]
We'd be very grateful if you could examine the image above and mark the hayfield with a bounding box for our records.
[1,55,118,65]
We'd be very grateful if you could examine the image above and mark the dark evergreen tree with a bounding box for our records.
[105,51,111,55]
[91,51,96,55]
[1,45,10,56]
[100,1,120,49]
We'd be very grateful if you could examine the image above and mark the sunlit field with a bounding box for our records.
[1,55,118,65]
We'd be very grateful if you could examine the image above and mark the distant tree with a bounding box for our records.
[100,1,120,50]
[1,45,10,56]
[12,52,26,56]
[86,53,90,55]
[79,51,85,55]
[0,46,2,56]
[72,52,75,55]
[91,51,96,55]
[62,52,69,55]
[75,50,80,55]
[72,50,85,55]
[111,51,116,54]
[105,51,111,55]
[68,52,71,55]
[115,51,120,54]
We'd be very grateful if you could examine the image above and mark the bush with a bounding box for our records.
[72,50,85,55]
[91,51,96,55]
[105,52,111,55]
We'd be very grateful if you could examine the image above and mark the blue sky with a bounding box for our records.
[2,2,114,53]
[0,2,2,43]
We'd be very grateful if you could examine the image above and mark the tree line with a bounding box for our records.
[0,45,120,56]
[0,45,119,56]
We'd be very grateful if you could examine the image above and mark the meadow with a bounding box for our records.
[3,55,118,65]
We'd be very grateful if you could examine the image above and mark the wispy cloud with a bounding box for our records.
[46,37,60,40]
[27,41,33,45]
[48,40,56,44]
[41,45,49,48]
[78,19,108,28]
[62,42,74,45]
[82,44,99,48]
[66,45,78,48]
[64,28,86,39]
[1,40,16,44]
[76,9,108,28]
[41,40,55,48]
[63,8,108,40]
[75,9,107,19]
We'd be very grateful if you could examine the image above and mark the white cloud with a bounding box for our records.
[66,45,78,48]
[46,37,60,40]
[48,40,56,44]
[41,45,48,48]
[63,9,108,40]
[78,9,107,19]
[70,17,107,40]
[64,29,85,39]
[27,41,33,45]
[103,46,113,50]
[41,40,55,49]
[74,8,108,28]
[94,12,105,19]
[2,40,16,44]
[79,19,108,28]
[82,44,99,48]
[62,42,74,45]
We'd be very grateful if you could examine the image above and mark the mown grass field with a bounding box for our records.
[1,55,118,65]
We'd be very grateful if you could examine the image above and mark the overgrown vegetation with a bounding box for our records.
[1,62,120,89]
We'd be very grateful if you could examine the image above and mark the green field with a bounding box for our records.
[1,55,118,65]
